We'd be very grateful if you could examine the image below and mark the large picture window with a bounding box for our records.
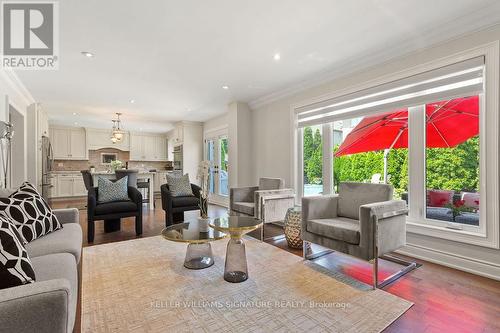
[424,96,480,226]
[303,125,323,196]
[294,48,499,248]
[332,112,408,202]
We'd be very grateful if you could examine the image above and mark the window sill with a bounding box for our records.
[406,218,499,249]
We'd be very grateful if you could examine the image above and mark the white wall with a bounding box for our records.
[0,69,35,188]
[9,106,25,187]
[203,113,228,135]
[250,24,500,280]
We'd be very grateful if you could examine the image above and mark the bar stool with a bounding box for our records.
[137,178,155,208]
[80,170,94,191]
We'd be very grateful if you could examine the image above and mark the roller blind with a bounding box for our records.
[297,56,484,127]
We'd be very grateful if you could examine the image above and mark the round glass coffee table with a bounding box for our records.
[209,216,263,283]
[161,219,227,269]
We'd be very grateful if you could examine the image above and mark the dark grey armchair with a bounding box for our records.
[302,182,416,289]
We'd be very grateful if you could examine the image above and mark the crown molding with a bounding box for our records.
[249,9,500,110]
[0,68,35,107]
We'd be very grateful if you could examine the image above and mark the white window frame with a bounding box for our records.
[292,41,499,249]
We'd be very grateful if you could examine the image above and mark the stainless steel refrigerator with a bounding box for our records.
[41,136,53,201]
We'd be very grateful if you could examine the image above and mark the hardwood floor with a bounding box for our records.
[54,198,500,333]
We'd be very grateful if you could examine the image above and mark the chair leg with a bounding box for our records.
[87,220,95,243]
[373,257,379,290]
[374,255,418,289]
[302,240,333,260]
[135,215,143,236]
[173,212,184,223]
[302,241,309,259]
[165,211,175,227]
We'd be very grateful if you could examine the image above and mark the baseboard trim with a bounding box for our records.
[396,243,500,281]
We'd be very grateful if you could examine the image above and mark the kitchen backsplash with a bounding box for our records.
[52,148,171,171]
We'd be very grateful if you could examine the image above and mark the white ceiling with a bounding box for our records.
[17,0,500,133]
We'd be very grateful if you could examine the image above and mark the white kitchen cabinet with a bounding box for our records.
[50,126,88,160]
[51,128,70,158]
[129,134,144,160]
[155,137,167,160]
[70,130,87,159]
[171,123,184,146]
[50,173,88,198]
[129,133,168,161]
[144,135,156,159]
[57,175,74,197]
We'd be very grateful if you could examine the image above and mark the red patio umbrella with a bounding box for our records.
[334,96,479,181]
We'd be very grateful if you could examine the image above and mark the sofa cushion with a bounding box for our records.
[97,176,129,203]
[166,173,193,197]
[338,182,393,220]
[0,182,62,242]
[31,253,77,333]
[25,223,82,264]
[307,217,360,245]
[171,196,199,208]
[94,200,137,216]
[0,215,36,289]
[426,207,453,222]
[232,202,255,216]
[428,190,453,207]
[461,192,480,209]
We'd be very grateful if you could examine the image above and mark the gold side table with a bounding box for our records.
[210,216,263,283]
[161,219,227,269]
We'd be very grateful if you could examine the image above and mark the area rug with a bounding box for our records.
[82,236,412,332]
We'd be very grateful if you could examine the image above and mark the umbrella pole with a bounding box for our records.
[383,149,389,184]
[383,127,404,184]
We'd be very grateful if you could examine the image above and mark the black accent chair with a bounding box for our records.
[87,186,143,243]
[160,183,206,226]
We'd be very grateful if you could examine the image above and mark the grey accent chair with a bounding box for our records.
[230,178,295,238]
[302,182,416,289]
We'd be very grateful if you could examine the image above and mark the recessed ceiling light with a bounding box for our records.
[222,85,229,90]
[273,53,281,61]
[81,51,94,58]
[130,99,135,104]
[74,122,78,125]
[72,112,77,116]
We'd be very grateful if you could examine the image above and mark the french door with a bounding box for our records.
[205,129,229,207]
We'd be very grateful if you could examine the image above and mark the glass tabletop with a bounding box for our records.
[209,216,263,232]
[161,219,227,244]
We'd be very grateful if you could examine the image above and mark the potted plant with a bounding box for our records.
[444,200,474,220]
[110,160,123,171]
[197,160,211,230]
